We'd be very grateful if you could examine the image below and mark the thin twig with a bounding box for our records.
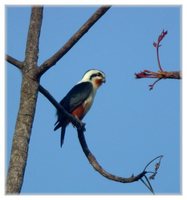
[149,78,161,90]
[156,46,162,71]
[135,30,181,90]
[143,155,163,171]
[142,175,155,194]
[38,6,111,76]
[140,176,154,194]
[153,30,168,71]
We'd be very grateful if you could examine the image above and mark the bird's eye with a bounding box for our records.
[97,72,102,77]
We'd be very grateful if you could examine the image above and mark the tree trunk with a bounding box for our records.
[6,6,43,194]
[6,74,39,193]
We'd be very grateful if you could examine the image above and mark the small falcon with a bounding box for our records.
[54,69,106,147]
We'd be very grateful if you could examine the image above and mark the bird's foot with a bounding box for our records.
[72,118,86,132]
[79,121,86,132]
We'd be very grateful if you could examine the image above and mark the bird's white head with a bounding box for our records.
[81,69,106,88]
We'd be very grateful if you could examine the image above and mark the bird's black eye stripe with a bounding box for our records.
[90,72,103,80]
[97,72,102,77]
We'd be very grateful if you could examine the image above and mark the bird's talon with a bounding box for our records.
[79,122,86,132]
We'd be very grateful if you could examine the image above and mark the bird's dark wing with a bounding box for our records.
[60,81,93,112]
[54,81,93,132]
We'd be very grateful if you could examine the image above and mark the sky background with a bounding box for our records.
[6,6,181,194]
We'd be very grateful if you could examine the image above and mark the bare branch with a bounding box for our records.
[39,84,163,193]
[6,54,24,70]
[135,70,181,79]
[77,128,146,183]
[38,6,111,77]
[135,70,181,90]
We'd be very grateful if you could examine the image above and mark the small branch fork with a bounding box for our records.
[135,30,181,90]
[39,84,163,194]
[6,6,111,78]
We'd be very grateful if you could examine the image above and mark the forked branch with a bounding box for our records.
[135,30,181,90]
[39,84,163,194]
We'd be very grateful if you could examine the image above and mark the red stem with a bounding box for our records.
[156,45,163,72]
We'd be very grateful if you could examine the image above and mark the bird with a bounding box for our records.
[54,69,106,147]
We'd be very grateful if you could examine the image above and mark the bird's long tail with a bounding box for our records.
[54,119,67,147]
[54,120,61,131]
[60,125,66,147]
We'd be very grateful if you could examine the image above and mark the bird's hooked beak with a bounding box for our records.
[102,77,106,83]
